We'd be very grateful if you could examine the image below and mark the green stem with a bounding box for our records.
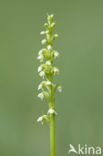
[50,114,55,156]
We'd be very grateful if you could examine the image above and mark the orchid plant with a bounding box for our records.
[37,14,62,156]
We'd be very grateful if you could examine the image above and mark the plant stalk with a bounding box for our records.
[50,114,55,156]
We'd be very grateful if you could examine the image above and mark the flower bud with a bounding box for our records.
[53,34,59,40]
[44,23,49,29]
[50,14,54,18]
[51,22,55,28]
[47,14,54,24]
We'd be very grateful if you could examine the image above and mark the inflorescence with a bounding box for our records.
[37,14,62,124]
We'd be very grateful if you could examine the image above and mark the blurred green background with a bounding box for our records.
[0,0,103,156]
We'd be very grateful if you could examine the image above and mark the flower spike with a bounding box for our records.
[37,14,62,156]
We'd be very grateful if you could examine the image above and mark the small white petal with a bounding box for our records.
[37,116,43,122]
[38,66,42,72]
[38,83,42,90]
[38,92,44,100]
[54,34,59,38]
[47,45,52,50]
[47,108,57,115]
[50,14,54,18]
[54,51,59,57]
[37,55,43,60]
[46,30,49,34]
[53,67,59,73]
[57,86,62,92]
[39,48,46,55]
[38,81,45,90]
[37,115,48,124]
[40,31,45,35]
[39,71,45,77]
[41,39,46,45]
[46,81,52,85]
[46,61,51,65]
[38,50,42,55]
[51,22,55,28]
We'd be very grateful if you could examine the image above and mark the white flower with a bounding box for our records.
[38,66,42,72]
[54,34,59,38]
[47,45,52,50]
[57,86,62,92]
[46,81,51,85]
[46,61,51,66]
[38,81,51,90]
[39,71,45,77]
[47,108,57,115]
[39,48,46,55]
[54,51,59,57]
[38,81,45,90]
[38,50,42,55]
[51,22,55,28]
[37,55,42,60]
[37,116,43,122]
[40,31,45,35]
[38,83,42,90]
[44,23,48,28]
[41,39,46,45]
[37,115,48,124]
[53,67,59,74]
[46,81,52,85]
[45,30,49,34]
[37,55,43,62]
[50,14,54,18]
[38,92,44,100]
